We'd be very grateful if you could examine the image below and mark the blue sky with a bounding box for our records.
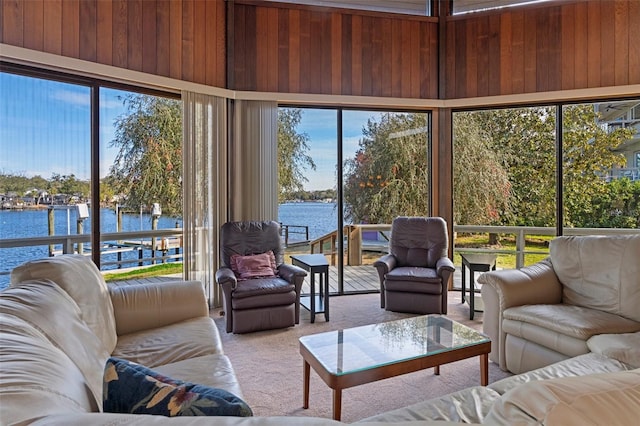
[1,71,383,191]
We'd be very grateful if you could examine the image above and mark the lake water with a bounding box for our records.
[0,202,341,290]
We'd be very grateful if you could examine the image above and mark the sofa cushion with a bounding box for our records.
[104,357,252,417]
[0,314,98,425]
[489,352,634,395]
[154,354,244,400]
[587,332,640,368]
[503,304,640,340]
[358,386,501,424]
[112,317,221,368]
[0,281,109,409]
[10,254,118,352]
[485,369,640,425]
[550,235,640,322]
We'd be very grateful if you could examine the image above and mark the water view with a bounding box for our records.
[0,202,341,290]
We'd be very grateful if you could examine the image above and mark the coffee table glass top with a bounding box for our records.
[299,315,489,375]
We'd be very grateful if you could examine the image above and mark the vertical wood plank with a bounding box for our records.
[155,0,170,77]
[475,17,488,97]
[371,16,383,97]
[267,7,279,92]
[233,5,246,90]
[380,18,391,97]
[613,0,629,85]
[320,12,331,94]
[331,12,342,95]
[391,18,402,97]
[192,0,206,84]
[169,0,182,80]
[429,22,438,98]
[629,0,640,84]
[351,14,362,96]
[127,0,142,71]
[578,1,591,88]
[499,12,512,95]
[61,0,79,58]
[587,2,602,87]
[465,18,477,97]
[79,0,97,62]
[560,3,575,90]
[454,20,467,98]
[112,0,128,68]
[547,6,561,91]
[488,14,500,95]
[400,19,411,98]
[510,10,524,93]
[289,8,300,93]
[523,11,536,93]
[214,0,225,88]
[255,7,268,91]
[2,0,23,46]
[181,0,194,82]
[23,0,43,51]
[599,1,615,86]
[409,20,420,98]
[535,9,548,92]
[43,0,62,55]
[96,0,112,65]
[298,9,311,93]
[278,8,290,93]
[340,13,352,96]
[142,0,157,75]
[360,16,372,96]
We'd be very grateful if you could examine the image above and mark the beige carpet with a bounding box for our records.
[210,291,511,423]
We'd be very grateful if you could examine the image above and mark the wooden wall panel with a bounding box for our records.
[1,0,226,88]
[230,2,439,99]
[444,0,639,99]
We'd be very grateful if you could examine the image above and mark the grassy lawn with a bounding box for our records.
[103,262,182,282]
[453,233,551,269]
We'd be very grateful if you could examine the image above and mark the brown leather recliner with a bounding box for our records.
[215,221,307,333]
[374,216,455,314]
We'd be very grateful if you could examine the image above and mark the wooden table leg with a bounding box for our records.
[434,365,440,375]
[332,388,342,421]
[480,353,488,386]
[303,360,310,408]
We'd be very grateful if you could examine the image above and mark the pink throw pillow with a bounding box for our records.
[230,251,277,280]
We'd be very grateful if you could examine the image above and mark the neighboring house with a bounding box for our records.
[596,101,640,181]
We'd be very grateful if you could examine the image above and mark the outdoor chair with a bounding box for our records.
[374,216,455,314]
[215,220,307,333]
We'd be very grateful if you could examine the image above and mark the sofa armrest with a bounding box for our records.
[374,254,397,308]
[277,263,307,289]
[478,258,562,370]
[109,280,208,336]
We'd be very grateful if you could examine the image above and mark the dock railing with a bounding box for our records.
[0,229,183,279]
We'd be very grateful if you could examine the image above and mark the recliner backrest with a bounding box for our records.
[390,216,448,268]
[220,221,285,267]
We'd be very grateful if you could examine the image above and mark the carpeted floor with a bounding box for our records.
[210,291,511,423]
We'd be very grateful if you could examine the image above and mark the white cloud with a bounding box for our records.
[51,89,90,107]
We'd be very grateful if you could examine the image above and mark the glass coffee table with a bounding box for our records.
[299,315,491,420]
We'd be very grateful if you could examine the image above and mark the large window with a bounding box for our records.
[277,106,430,294]
[0,66,182,290]
[452,100,639,284]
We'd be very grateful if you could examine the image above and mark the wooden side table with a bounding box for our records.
[290,254,330,323]
[460,253,497,320]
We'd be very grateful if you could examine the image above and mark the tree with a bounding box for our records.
[277,108,315,203]
[453,112,512,226]
[108,94,182,216]
[343,113,429,224]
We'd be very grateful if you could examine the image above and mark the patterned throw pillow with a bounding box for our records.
[103,357,252,417]
[229,251,277,280]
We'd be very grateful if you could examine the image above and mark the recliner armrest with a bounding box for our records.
[436,257,455,275]
[479,258,562,370]
[277,263,307,287]
[374,253,397,275]
[215,267,237,289]
[109,280,208,336]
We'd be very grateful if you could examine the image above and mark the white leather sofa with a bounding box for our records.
[2,254,639,425]
[479,234,640,374]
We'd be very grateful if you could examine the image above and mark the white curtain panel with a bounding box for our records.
[230,100,279,222]
[182,91,228,307]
